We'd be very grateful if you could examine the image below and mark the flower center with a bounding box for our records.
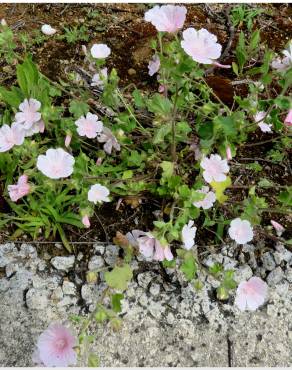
[55,338,67,350]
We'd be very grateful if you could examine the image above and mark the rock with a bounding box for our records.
[62,281,77,296]
[261,252,276,271]
[77,252,84,261]
[32,275,60,290]
[166,312,175,325]
[148,300,165,319]
[234,265,253,283]
[19,244,37,259]
[285,267,292,283]
[81,284,99,304]
[57,296,78,307]
[266,267,284,286]
[5,263,19,277]
[88,256,105,270]
[104,245,119,265]
[139,293,148,307]
[149,283,160,296]
[94,244,105,255]
[0,243,17,267]
[51,287,64,301]
[137,271,155,289]
[37,260,47,272]
[51,256,75,271]
[26,288,49,310]
[274,244,292,265]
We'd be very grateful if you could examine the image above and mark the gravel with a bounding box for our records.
[0,241,291,367]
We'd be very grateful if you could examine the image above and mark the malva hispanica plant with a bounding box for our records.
[0,5,292,366]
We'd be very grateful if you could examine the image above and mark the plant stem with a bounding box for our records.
[171,85,179,162]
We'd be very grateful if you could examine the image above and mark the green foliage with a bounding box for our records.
[59,25,90,44]
[105,265,133,291]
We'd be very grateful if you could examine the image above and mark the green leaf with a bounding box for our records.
[153,123,171,144]
[132,89,145,108]
[249,30,260,51]
[232,62,239,76]
[111,293,124,313]
[105,264,133,291]
[210,176,232,203]
[69,100,89,118]
[160,161,174,178]
[180,253,197,281]
[147,93,173,115]
[88,353,99,367]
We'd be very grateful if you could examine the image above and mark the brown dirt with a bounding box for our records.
[0,3,291,250]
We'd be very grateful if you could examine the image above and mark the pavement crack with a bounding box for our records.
[227,333,233,367]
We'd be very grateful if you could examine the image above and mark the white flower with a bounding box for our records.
[200,154,229,183]
[271,44,292,72]
[97,127,120,154]
[282,43,292,63]
[0,122,25,152]
[88,184,110,204]
[181,220,197,250]
[254,111,272,133]
[37,148,75,179]
[90,44,111,59]
[235,277,268,311]
[75,112,103,139]
[181,28,222,64]
[15,98,42,130]
[91,68,108,88]
[193,186,216,209]
[148,55,160,76]
[144,5,187,33]
[41,24,57,35]
[228,218,253,244]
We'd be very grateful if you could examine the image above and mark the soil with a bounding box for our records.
[0,3,291,251]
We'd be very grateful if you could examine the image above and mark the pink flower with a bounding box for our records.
[226,146,232,160]
[200,154,229,183]
[235,277,268,311]
[8,175,30,202]
[284,109,292,127]
[37,148,75,179]
[88,183,110,204]
[137,233,173,261]
[148,55,160,76]
[193,186,216,210]
[153,241,173,261]
[270,220,285,236]
[181,28,222,64]
[181,220,197,250]
[0,122,25,152]
[15,98,41,130]
[97,127,120,155]
[82,215,90,228]
[91,68,108,88]
[33,322,77,367]
[228,218,253,244]
[24,120,45,137]
[144,5,187,33]
[96,157,103,166]
[158,84,165,93]
[65,133,72,148]
[75,112,103,139]
[271,44,292,72]
[126,230,146,248]
[254,111,272,133]
[90,43,111,59]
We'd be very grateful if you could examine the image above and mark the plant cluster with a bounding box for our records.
[0,4,291,367]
